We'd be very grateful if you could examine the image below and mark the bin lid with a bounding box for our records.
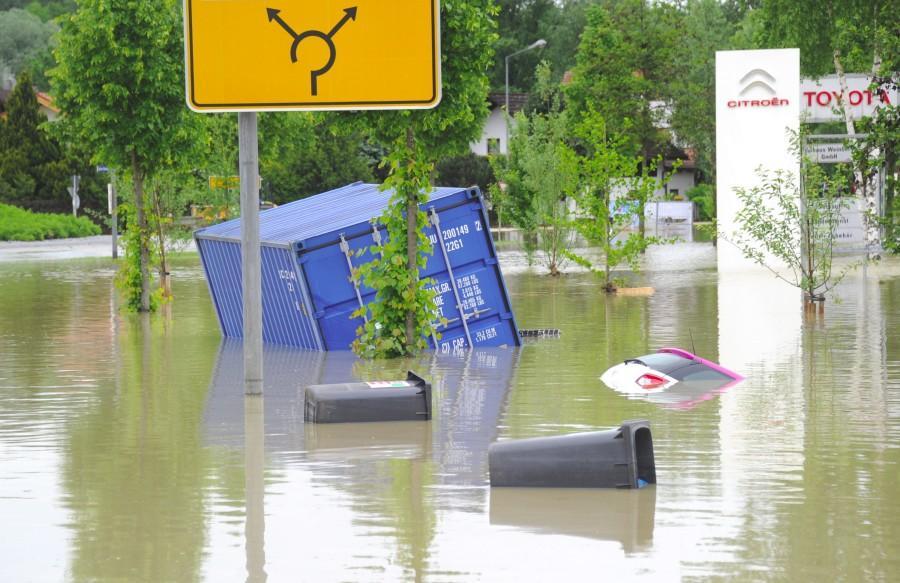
[196,182,467,246]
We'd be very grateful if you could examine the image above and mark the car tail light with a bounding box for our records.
[636,373,667,389]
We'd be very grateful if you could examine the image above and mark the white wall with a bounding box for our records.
[470,109,508,156]
[653,169,695,199]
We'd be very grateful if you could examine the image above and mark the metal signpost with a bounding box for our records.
[183,1,441,395]
[67,175,81,218]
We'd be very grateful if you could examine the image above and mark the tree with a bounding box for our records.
[260,114,373,204]
[565,106,667,292]
[669,0,736,186]
[729,134,860,304]
[0,8,57,80]
[566,1,680,164]
[346,0,497,357]
[0,70,70,209]
[52,0,196,312]
[491,63,577,276]
[759,0,898,254]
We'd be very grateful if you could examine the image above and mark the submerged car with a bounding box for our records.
[601,348,744,406]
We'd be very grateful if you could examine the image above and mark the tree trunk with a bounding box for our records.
[131,151,151,312]
[151,185,171,300]
[835,48,881,255]
[885,144,896,245]
[405,127,417,354]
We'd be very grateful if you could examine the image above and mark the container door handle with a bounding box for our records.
[429,208,473,348]
[339,234,368,323]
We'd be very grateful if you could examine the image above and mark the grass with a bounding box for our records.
[0,203,101,241]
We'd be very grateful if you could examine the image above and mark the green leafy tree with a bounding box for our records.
[261,114,373,204]
[346,0,497,357]
[565,107,667,292]
[669,0,736,186]
[52,0,196,312]
[566,1,680,164]
[0,8,57,80]
[759,0,898,254]
[490,62,577,275]
[0,71,70,208]
[728,134,860,304]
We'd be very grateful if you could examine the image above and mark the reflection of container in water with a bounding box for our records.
[195,182,520,351]
[489,486,657,553]
[304,421,430,462]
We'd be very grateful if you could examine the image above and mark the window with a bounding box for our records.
[487,138,501,156]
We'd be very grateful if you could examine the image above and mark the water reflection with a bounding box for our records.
[244,395,266,583]
[2,250,899,581]
[490,487,656,553]
[201,341,520,581]
[63,314,213,582]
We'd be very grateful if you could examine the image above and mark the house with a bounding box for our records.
[0,76,60,121]
[470,92,528,156]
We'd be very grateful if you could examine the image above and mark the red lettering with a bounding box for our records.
[832,90,842,103]
[727,100,737,108]
[803,91,816,106]
[751,100,760,107]
[849,90,862,106]
[816,92,831,106]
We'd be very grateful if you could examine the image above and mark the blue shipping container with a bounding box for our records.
[195,182,520,351]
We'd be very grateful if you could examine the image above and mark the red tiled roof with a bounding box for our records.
[488,92,529,115]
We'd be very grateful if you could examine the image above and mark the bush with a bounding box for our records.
[686,183,715,221]
[0,203,101,241]
[434,152,495,194]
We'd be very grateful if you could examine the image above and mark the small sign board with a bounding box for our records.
[183,0,441,112]
[806,142,852,164]
[209,176,241,190]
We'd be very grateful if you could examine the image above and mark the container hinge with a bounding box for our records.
[429,208,472,348]
[372,224,383,248]
[339,233,368,323]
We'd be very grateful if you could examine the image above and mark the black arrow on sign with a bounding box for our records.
[266,8,298,38]
[266,7,358,97]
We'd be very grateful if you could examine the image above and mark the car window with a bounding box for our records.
[669,363,733,382]
[633,353,691,374]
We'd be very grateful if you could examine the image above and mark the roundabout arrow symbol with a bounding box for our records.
[266,6,358,97]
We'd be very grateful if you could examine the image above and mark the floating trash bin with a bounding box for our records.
[304,371,432,424]
[488,420,656,489]
[194,182,520,351]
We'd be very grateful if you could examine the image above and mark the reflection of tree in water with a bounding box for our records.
[383,458,435,583]
[771,276,899,581]
[62,316,219,582]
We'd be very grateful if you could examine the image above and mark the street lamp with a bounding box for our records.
[504,39,547,152]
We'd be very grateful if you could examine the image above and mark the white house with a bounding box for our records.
[470,92,528,156]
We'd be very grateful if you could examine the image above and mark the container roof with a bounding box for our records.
[198,182,466,245]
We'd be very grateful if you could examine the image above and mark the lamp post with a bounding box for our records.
[504,39,547,153]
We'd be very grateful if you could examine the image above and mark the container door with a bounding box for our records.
[424,196,519,351]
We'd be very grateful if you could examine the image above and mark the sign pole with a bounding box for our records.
[239,112,263,395]
[109,182,118,259]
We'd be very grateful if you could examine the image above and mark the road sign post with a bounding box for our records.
[108,183,118,259]
[183,0,441,395]
[239,112,263,395]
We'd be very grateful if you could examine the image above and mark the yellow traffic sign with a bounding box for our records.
[208,175,240,189]
[184,0,441,112]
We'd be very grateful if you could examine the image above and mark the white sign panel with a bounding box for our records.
[806,142,852,164]
[800,74,897,123]
[716,48,800,271]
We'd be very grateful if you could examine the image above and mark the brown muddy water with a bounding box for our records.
[1,240,899,582]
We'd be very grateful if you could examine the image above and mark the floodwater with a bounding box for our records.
[1,240,899,582]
